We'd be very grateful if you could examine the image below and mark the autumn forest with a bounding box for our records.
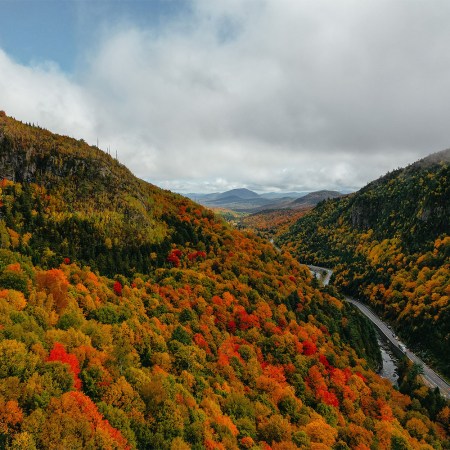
[0,112,448,449]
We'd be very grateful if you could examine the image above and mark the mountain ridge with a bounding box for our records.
[187,188,344,213]
[292,190,343,206]
[278,147,450,376]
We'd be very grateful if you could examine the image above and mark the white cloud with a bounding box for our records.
[1,0,450,193]
[0,50,96,139]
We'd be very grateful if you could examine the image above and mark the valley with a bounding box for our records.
[2,2,450,448]
[277,149,450,380]
[0,113,448,449]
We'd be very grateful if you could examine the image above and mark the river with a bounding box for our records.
[307,265,400,384]
[377,336,399,386]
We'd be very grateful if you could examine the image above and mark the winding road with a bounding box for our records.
[308,265,333,286]
[308,265,450,400]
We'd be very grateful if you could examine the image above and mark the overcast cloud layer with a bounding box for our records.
[1,0,450,193]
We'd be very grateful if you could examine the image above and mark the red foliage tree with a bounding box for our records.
[193,333,211,354]
[355,372,367,383]
[319,354,331,370]
[227,320,237,333]
[318,389,340,407]
[188,250,207,261]
[47,342,82,390]
[46,391,130,449]
[167,249,182,267]
[302,340,317,356]
[113,280,123,296]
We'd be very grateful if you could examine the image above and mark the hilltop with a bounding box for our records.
[0,112,197,276]
[291,190,343,207]
[0,113,448,449]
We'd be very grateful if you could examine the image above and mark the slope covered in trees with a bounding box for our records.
[0,112,204,276]
[0,113,448,449]
[239,209,311,242]
[278,150,450,378]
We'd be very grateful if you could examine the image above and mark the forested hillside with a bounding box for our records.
[239,209,310,241]
[279,150,450,378]
[0,113,448,449]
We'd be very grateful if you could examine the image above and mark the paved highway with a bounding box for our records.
[346,296,450,399]
[308,265,450,400]
[308,265,333,286]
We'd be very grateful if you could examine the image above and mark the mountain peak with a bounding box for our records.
[413,147,450,168]
[217,188,260,200]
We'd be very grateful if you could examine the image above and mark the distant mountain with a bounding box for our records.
[260,191,306,199]
[217,188,259,200]
[251,191,343,212]
[186,192,219,201]
[186,188,259,203]
[187,188,271,212]
[188,188,343,212]
[253,198,301,212]
[292,190,343,207]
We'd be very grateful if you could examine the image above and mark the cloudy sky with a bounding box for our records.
[1,0,450,194]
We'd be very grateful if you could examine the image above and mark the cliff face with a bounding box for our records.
[350,205,369,229]
[0,135,37,182]
[0,126,118,189]
[281,147,450,258]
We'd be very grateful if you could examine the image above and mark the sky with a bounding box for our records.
[1,0,450,194]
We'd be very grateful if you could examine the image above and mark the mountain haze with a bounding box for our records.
[188,188,343,213]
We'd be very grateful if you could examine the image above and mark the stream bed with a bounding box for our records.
[377,335,400,386]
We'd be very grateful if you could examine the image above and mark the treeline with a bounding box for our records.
[238,209,310,242]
